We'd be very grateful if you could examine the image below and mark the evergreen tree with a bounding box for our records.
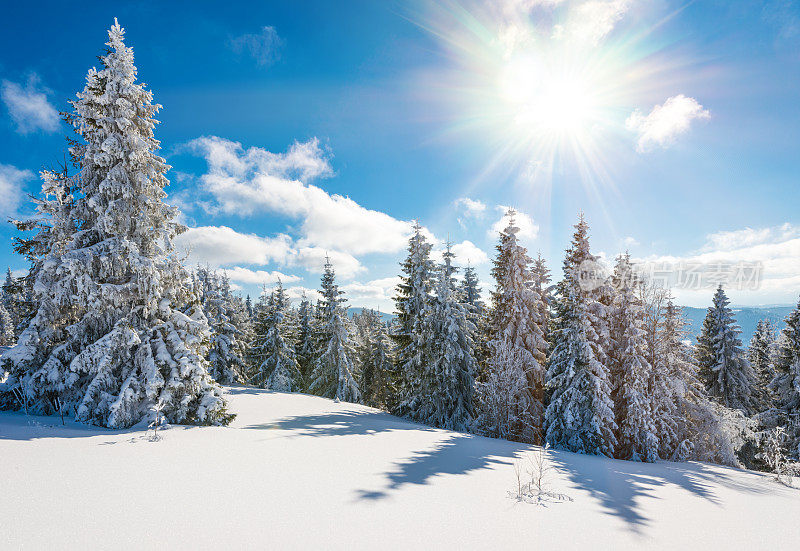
[392,222,434,417]
[696,286,758,414]
[309,257,360,402]
[770,298,800,459]
[459,263,490,384]
[748,319,777,411]
[196,267,248,384]
[424,245,475,430]
[245,294,254,321]
[661,300,745,465]
[458,263,484,312]
[0,300,14,347]
[248,282,301,391]
[0,20,231,427]
[544,215,616,456]
[478,210,547,442]
[608,254,658,461]
[355,309,394,409]
[638,285,680,461]
[295,293,316,390]
[532,252,552,342]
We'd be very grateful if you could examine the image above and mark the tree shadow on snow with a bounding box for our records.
[245,409,439,438]
[251,409,529,501]
[547,451,774,533]
[355,432,527,501]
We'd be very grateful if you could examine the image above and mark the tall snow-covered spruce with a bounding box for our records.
[423,243,476,430]
[0,20,232,427]
[248,281,301,392]
[696,286,758,414]
[392,222,435,419]
[309,257,360,402]
[478,210,547,443]
[545,215,616,456]
[608,254,658,461]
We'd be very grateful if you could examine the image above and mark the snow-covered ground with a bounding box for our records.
[1,386,798,549]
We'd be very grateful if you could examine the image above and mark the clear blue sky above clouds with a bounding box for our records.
[1,0,799,311]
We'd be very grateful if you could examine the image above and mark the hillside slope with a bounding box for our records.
[1,387,798,549]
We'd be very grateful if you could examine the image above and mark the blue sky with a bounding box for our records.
[1,0,799,311]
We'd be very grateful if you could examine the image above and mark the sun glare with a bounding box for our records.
[500,58,599,136]
[413,0,681,195]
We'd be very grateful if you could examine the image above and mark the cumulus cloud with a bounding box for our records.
[451,240,490,265]
[186,136,415,256]
[0,164,33,218]
[1,75,60,134]
[176,226,293,266]
[635,223,800,305]
[228,26,283,68]
[174,225,365,280]
[562,0,631,45]
[455,197,487,218]
[489,206,539,241]
[221,267,300,286]
[626,95,710,152]
[342,276,401,302]
[494,0,630,56]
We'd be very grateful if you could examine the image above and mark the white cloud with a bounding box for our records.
[634,223,800,306]
[494,0,630,56]
[564,0,631,45]
[626,95,710,152]
[454,197,487,218]
[621,236,639,249]
[293,247,365,279]
[489,206,539,241]
[174,225,365,280]
[221,267,300,286]
[176,225,293,266]
[0,164,33,218]
[701,224,799,253]
[451,240,490,265]
[340,276,401,311]
[186,136,416,257]
[228,26,283,68]
[1,75,59,134]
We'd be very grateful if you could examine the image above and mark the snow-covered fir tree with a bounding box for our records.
[0,300,14,347]
[309,257,360,402]
[531,252,552,342]
[478,210,547,442]
[423,244,475,430]
[459,262,490,383]
[0,20,231,427]
[608,254,658,461]
[4,167,76,340]
[770,298,800,459]
[696,285,758,414]
[458,263,484,312]
[749,319,777,411]
[195,267,248,384]
[660,301,750,465]
[249,281,301,391]
[393,222,434,417]
[638,285,680,460]
[354,309,394,409]
[294,293,316,390]
[544,215,616,456]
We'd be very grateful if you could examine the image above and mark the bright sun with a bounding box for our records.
[499,55,599,138]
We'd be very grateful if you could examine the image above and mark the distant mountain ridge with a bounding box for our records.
[347,307,393,324]
[681,305,794,344]
[345,305,795,345]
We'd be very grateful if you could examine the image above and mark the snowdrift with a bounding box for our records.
[1,386,798,549]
